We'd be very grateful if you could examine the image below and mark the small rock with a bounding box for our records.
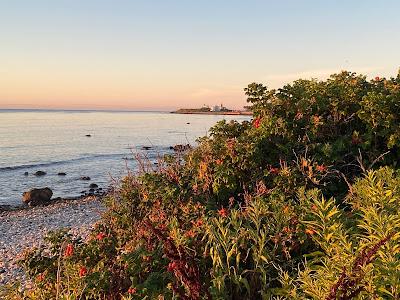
[80,176,91,181]
[89,188,95,193]
[89,183,98,189]
[142,146,152,150]
[85,134,91,137]
[80,190,86,194]
[186,122,190,124]
[34,171,46,176]
[57,172,67,176]
[23,172,29,176]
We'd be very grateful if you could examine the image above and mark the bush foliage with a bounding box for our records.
[6,71,400,299]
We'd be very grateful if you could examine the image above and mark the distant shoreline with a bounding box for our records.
[0,109,253,116]
[0,109,170,113]
[171,110,252,116]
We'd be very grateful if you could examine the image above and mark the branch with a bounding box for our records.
[331,170,353,194]
[356,149,366,173]
[369,151,390,170]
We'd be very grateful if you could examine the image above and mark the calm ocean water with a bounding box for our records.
[0,110,250,207]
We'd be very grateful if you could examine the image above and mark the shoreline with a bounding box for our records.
[0,193,106,213]
[0,195,105,286]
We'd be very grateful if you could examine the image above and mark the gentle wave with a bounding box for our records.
[0,147,171,172]
[0,153,128,171]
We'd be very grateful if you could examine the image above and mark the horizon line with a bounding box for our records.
[0,108,173,113]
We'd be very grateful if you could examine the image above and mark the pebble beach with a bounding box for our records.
[0,196,105,286]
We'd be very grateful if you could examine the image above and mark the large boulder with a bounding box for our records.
[22,187,53,207]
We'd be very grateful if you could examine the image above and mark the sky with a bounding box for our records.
[0,0,399,110]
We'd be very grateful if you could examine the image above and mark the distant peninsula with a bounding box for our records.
[171,104,252,115]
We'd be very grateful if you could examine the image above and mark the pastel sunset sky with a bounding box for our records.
[0,0,399,110]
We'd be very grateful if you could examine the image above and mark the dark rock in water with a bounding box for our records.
[80,176,91,181]
[89,188,95,193]
[85,134,91,137]
[34,170,46,176]
[98,187,103,190]
[122,156,134,160]
[57,172,67,176]
[22,187,53,207]
[169,146,174,150]
[89,183,98,189]
[173,144,192,152]
[24,172,29,176]
[0,205,12,212]
[80,190,86,194]
[142,146,152,150]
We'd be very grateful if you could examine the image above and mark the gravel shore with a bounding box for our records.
[0,196,105,286]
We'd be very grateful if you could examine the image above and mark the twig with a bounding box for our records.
[331,170,353,194]
[356,149,366,173]
[369,151,390,170]
[344,113,356,123]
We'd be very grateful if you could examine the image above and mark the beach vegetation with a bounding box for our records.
[5,70,400,299]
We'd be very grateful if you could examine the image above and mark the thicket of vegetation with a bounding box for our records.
[4,71,400,299]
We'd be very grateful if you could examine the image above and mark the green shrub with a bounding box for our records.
[277,167,400,299]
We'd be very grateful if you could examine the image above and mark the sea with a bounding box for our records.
[0,110,250,207]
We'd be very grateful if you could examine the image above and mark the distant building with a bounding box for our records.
[212,105,221,112]
[212,103,232,112]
